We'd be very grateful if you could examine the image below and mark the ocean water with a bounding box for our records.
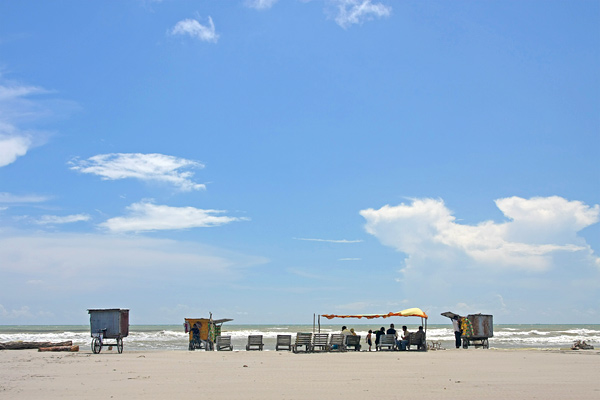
[0,324,598,352]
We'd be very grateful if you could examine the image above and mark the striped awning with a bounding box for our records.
[321,307,428,319]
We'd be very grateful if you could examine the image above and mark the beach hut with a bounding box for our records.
[184,315,233,351]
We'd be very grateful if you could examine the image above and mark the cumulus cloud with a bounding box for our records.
[169,17,219,43]
[245,0,279,10]
[34,214,91,225]
[361,196,599,271]
[360,196,600,322]
[330,0,392,29]
[99,201,248,233]
[69,153,205,191]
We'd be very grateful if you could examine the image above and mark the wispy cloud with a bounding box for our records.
[0,233,268,299]
[287,268,327,280]
[169,17,219,43]
[100,201,248,233]
[0,305,33,319]
[330,0,392,29]
[34,214,91,225]
[0,192,51,204]
[69,153,206,192]
[294,238,363,243]
[245,0,279,10]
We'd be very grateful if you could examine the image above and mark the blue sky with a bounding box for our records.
[0,0,598,325]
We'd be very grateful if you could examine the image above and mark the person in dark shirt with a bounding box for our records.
[374,327,385,350]
[387,323,397,337]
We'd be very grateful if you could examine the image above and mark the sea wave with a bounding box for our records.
[1,325,597,351]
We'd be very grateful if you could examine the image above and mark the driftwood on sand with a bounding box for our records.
[38,345,79,352]
[571,340,594,350]
[0,341,73,350]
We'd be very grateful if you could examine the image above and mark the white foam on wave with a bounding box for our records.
[2,325,597,351]
[0,331,90,344]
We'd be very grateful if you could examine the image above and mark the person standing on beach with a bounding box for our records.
[375,327,385,350]
[366,330,373,351]
[452,316,462,349]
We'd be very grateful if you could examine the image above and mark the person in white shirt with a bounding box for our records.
[452,316,462,349]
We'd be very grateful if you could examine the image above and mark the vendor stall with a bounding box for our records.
[321,307,429,351]
[442,312,493,349]
[184,314,232,351]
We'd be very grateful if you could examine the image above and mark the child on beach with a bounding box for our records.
[366,330,373,351]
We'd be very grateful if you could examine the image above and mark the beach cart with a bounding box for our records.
[462,314,493,348]
[88,309,129,354]
[184,314,233,351]
[442,312,493,349]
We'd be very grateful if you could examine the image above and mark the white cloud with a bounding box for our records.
[0,233,268,319]
[330,0,392,29]
[245,0,279,10]
[0,81,50,167]
[35,214,91,225]
[360,197,600,323]
[0,305,33,319]
[169,17,219,43]
[69,153,206,191]
[294,237,363,243]
[0,192,51,204]
[0,233,264,276]
[0,84,47,101]
[360,196,599,271]
[100,201,248,233]
[0,135,32,166]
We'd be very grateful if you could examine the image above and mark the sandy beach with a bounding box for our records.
[1,348,598,400]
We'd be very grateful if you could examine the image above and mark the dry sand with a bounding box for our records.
[1,348,599,399]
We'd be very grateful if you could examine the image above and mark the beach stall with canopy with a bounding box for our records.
[320,308,429,350]
[184,314,233,351]
[321,308,429,333]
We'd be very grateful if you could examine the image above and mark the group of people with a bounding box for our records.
[361,324,425,351]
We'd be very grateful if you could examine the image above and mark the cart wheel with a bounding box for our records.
[117,337,124,354]
[92,337,102,354]
[483,339,489,349]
